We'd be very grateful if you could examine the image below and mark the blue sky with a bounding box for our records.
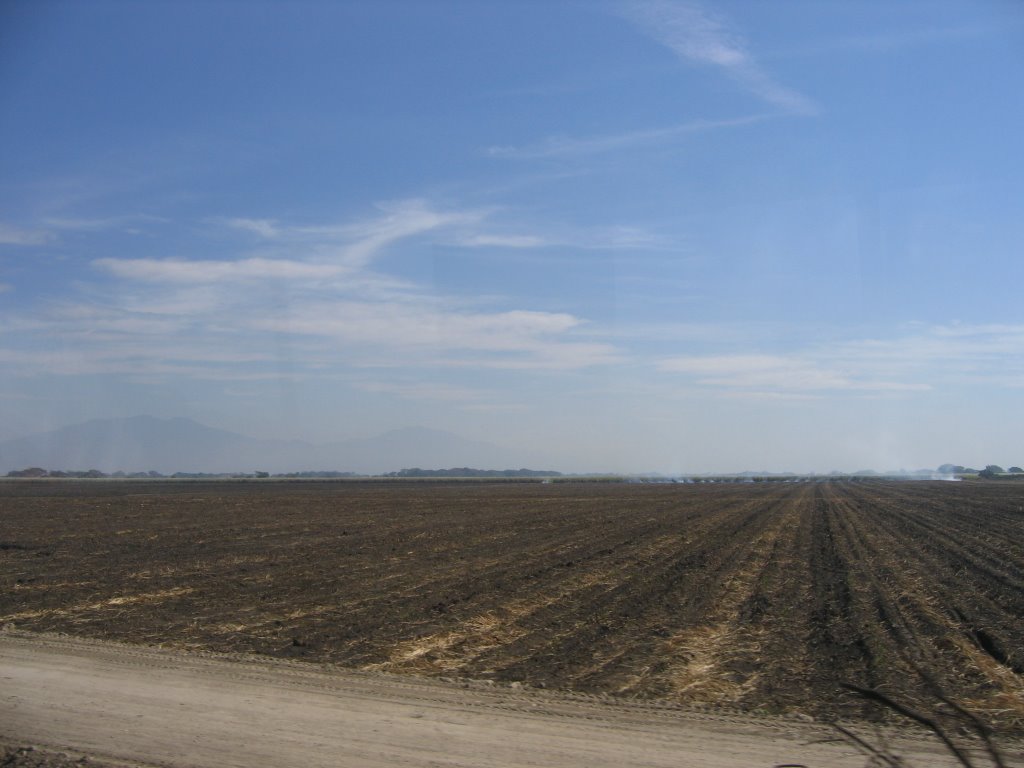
[2,0,1023,473]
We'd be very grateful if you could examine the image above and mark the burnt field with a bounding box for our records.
[2,479,1023,730]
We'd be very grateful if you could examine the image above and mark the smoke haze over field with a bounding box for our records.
[1,2,1023,474]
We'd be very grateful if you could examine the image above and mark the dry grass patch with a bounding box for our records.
[367,610,528,673]
[0,587,195,622]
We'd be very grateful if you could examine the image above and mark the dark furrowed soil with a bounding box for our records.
[2,478,1023,732]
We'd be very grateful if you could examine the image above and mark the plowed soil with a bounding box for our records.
[2,478,1023,733]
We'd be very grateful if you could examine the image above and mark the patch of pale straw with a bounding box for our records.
[366,609,528,673]
[953,635,1024,728]
[0,587,195,621]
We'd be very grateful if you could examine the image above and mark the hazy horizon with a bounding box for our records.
[2,2,1023,475]
[0,413,1016,478]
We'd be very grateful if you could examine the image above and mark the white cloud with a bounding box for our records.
[117,286,230,317]
[661,354,796,376]
[659,353,926,392]
[453,224,672,253]
[0,223,52,246]
[319,199,486,269]
[82,201,628,370]
[46,304,188,335]
[487,114,768,159]
[659,323,1024,396]
[3,200,625,382]
[0,215,165,248]
[253,301,586,354]
[622,0,816,115]
[454,234,550,248]
[825,324,1024,374]
[603,226,672,249]
[215,200,490,269]
[42,214,165,232]
[0,337,284,379]
[94,257,342,283]
[224,217,280,238]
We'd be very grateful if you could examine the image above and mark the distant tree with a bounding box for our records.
[1009,466,1023,474]
[936,464,964,474]
[390,467,562,478]
[978,465,1005,479]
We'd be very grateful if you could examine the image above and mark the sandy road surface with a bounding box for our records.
[0,630,1007,768]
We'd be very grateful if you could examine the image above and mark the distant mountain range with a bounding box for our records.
[0,416,526,475]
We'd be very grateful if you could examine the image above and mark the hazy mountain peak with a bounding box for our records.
[0,416,523,475]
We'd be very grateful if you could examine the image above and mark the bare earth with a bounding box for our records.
[6,480,1024,728]
[2,630,1009,768]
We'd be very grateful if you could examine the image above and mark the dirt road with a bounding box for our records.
[0,629,1003,768]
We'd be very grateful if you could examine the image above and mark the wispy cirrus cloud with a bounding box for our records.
[622,0,816,115]
[0,199,623,383]
[658,323,1024,398]
[828,324,1024,384]
[486,2,808,162]
[452,224,670,253]
[0,214,165,249]
[223,217,281,238]
[94,257,342,283]
[97,199,480,284]
[41,213,165,232]
[454,234,550,248]
[659,353,929,395]
[309,199,486,269]
[251,301,619,370]
[487,114,768,159]
[0,222,53,246]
